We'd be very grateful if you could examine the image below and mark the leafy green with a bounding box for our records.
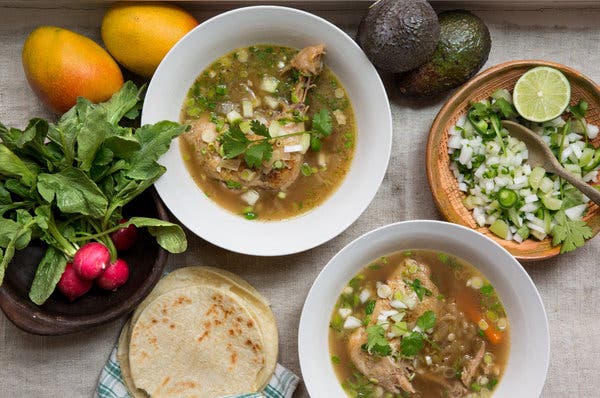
[0,82,187,303]
[365,300,376,316]
[126,217,187,253]
[416,310,436,331]
[28,246,68,305]
[37,167,108,218]
[552,210,593,253]
[480,284,494,296]
[404,278,433,301]
[244,140,273,169]
[250,120,270,138]
[569,100,588,119]
[312,109,332,137]
[363,325,391,357]
[400,331,424,357]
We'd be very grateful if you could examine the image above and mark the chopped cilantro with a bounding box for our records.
[404,278,432,301]
[331,355,340,364]
[416,310,436,331]
[348,274,364,290]
[363,325,392,357]
[250,119,270,137]
[400,331,424,357]
[552,210,593,253]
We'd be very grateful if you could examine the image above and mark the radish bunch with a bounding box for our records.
[57,222,135,301]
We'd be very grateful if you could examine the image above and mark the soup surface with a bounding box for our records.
[329,250,510,398]
[180,44,356,220]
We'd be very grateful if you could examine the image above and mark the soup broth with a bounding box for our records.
[329,250,510,398]
[180,45,356,220]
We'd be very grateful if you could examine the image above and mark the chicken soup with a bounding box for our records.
[180,44,355,220]
[329,250,510,398]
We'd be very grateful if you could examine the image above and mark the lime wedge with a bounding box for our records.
[512,66,571,122]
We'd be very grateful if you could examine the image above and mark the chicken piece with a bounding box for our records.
[290,44,325,76]
[348,329,416,394]
[181,116,304,191]
[347,259,443,394]
[461,341,486,387]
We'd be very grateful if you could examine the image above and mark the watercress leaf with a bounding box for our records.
[37,167,108,218]
[0,182,11,205]
[0,144,38,187]
[250,120,270,138]
[94,147,114,167]
[127,217,187,253]
[244,140,272,169]
[47,98,92,165]
[125,121,187,180]
[400,331,424,357]
[416,310,436,331]
[312,109,332,137]
[28,246,68,305]
[4,179,36,201]
[222,124,250,159]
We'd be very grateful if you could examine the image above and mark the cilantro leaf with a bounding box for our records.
[250,120,270,138]
[225,180,242,189]
[400,331,424,357]
[365,300,376,316]
[569,100,588,119]
[416,310,436,331]
[244,140,272,169]
[492,98,517,118]
[552,210,593,253]
[222,124,250,159]
[312,109,332,137]
[404,278,432,301]
[363,325,391,357]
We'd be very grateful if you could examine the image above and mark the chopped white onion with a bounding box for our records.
[343,316,362,330]
[240,190,260,206]
[338,308,352,319]
[284,144,303,153]
[359,289,371,303]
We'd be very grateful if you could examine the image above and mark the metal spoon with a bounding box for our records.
[502,119,600,206]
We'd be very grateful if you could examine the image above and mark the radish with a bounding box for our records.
[57,263,93,301]
[110,219,138,251]
[73,242,111,280]
[96,258,130,291]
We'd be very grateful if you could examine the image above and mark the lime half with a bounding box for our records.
[512,66,571,122]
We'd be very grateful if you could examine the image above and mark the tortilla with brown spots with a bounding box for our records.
[128,285,265,398]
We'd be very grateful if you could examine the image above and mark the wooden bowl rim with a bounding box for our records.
[427,59,600,261]
[0,188,169,335]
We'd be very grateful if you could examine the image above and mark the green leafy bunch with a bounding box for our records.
[0,82,188,304]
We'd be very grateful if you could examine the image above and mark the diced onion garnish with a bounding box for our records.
[226,110,242,124]
[338,308,352,319]
[343,316,362,330]
[447,333,456,342]
[284,144,303,153]
[260,76,280,93]
[466,276,484,289]
[359,289,371,303]
[425,356,433,366]
[201,129,216,143]
[377,284,392,298]
[236,49,248,63]
[333,109,346,125]
[334,88,344,99]
[497,318,508,330]
[263,95,279,109]
[478,319,489,331]
[390,300,407,309]
[300,133,311,154]
[242,100,253,117]
[342,286,353,295]
[240,190,260,206]
[240,169,256,182]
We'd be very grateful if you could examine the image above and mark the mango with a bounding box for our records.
[22,26,124,114]
[101,2,198,78]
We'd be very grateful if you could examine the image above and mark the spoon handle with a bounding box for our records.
[552,167,600,206]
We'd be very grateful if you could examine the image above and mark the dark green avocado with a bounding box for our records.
[357,0,440,73]
[398,10,491,97]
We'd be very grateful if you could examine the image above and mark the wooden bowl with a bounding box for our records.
[0,188,169,335]
[427,60,600,261]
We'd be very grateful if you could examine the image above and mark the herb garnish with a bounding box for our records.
[363,324,392,357]
[405,278,433,301]
[400,331,424,357]
[552,209,593,253]
[220,110,333,169]
[416,310,436,331]
[365,300,376,316]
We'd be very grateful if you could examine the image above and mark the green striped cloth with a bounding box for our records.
[97,343,299,398]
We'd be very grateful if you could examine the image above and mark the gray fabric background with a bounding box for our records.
[0,3,599,397]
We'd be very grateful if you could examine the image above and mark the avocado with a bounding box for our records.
[357,0,440,73]
[398,10,491,97]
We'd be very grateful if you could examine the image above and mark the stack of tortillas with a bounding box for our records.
[117,266,278,398]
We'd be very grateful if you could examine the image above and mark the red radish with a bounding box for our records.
[73,242,111,280]
[110,219,138,251]
[57,263,93,301]
[96,258,130,290]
